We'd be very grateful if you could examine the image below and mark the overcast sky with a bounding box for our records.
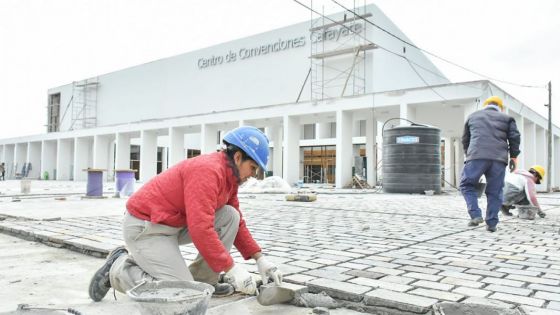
[0,0,558,139]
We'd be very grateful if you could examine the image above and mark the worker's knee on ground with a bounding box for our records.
[216,205,240,228]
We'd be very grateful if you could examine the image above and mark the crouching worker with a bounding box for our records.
[501,165,546,219]
[88,126,283,301]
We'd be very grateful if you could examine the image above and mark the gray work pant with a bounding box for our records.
[502,183,545,217]
[109,205,240,294]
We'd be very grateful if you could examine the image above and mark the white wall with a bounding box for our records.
[49,4,448,132]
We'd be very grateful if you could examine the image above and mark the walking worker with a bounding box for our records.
[501,165,546,219]
[459,96,521,232]
[88,126,283,301]
[0,162,4,180]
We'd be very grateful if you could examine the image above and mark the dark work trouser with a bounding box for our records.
[460,159,506,228]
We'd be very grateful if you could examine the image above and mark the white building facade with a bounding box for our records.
[1,4,559,190]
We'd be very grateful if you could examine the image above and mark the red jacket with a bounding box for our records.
[126,151,261,272]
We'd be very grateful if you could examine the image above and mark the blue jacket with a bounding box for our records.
[462,106,520,164]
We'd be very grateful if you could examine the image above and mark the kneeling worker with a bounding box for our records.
[88,126,283,301]
[501,165,546,219]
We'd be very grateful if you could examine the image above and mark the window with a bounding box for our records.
[187,149,201,159]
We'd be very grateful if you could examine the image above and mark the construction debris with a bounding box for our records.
[240,176,292,194]
[285,193,317,202]
[291,291,338,309]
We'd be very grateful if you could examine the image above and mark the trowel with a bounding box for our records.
[256,283,295,306]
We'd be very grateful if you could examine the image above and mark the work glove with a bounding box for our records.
[509,158,517,173]
[256,256,283,285]
[225,264,257,295]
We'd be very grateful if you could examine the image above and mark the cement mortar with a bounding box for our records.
[134,288,204,300]
[291,291,339,309]
[433,302,523,315]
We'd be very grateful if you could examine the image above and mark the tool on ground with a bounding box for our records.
[285,193,317,202]
[17,304,82,314]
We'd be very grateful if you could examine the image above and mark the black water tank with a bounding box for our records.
[382,125,441,194]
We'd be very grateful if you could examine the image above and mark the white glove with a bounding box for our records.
[256,256,283,285]
[225,264,257,295]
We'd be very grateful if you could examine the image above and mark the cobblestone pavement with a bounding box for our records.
[1,188,560,314]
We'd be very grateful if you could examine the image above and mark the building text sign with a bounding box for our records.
[197,24,363,69]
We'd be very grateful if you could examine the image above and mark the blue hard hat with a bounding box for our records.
[223,126,270,171]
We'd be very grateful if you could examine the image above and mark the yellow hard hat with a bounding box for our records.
[530,165,545,179]
[483,96,504,110]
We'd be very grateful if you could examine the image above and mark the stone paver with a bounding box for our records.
[364,288,438,313]
[1,187,560,314]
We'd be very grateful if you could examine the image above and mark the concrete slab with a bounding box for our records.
[433,302,523,315]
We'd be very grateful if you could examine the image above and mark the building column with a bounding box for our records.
[94,135,111,182]
[4,145,14,179]
[461,100,478,172]
[41,141,56,180]
[400,103,416,124]
[0,145,4,177]
[93,135,110,169]
[115,133,131,170]
[4,144,15,179]
[169,127,185,167]
[283,116,300,186]
[524,121,537,167]
[444,137,456,189]
[74,137,90,181]
[264,125,282,177]
[554,135,560,189]
[365,114,377,186]
[335,110,353,188]
[269,125,283,178]
[535,126,546,191]
[536,126,546,168]
[27,142,42,179]
[161,147,168,171]
[14,143,28,177]
[455,138,464,183]
[201,124,219,154]
[108,140,116,181]
[516,117,525,169]
[56,139,73,180]
[140,130,158,182]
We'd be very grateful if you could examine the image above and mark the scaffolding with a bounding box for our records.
[46,93,61,132]
[70,77,99,130]
[309,0,374,100]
